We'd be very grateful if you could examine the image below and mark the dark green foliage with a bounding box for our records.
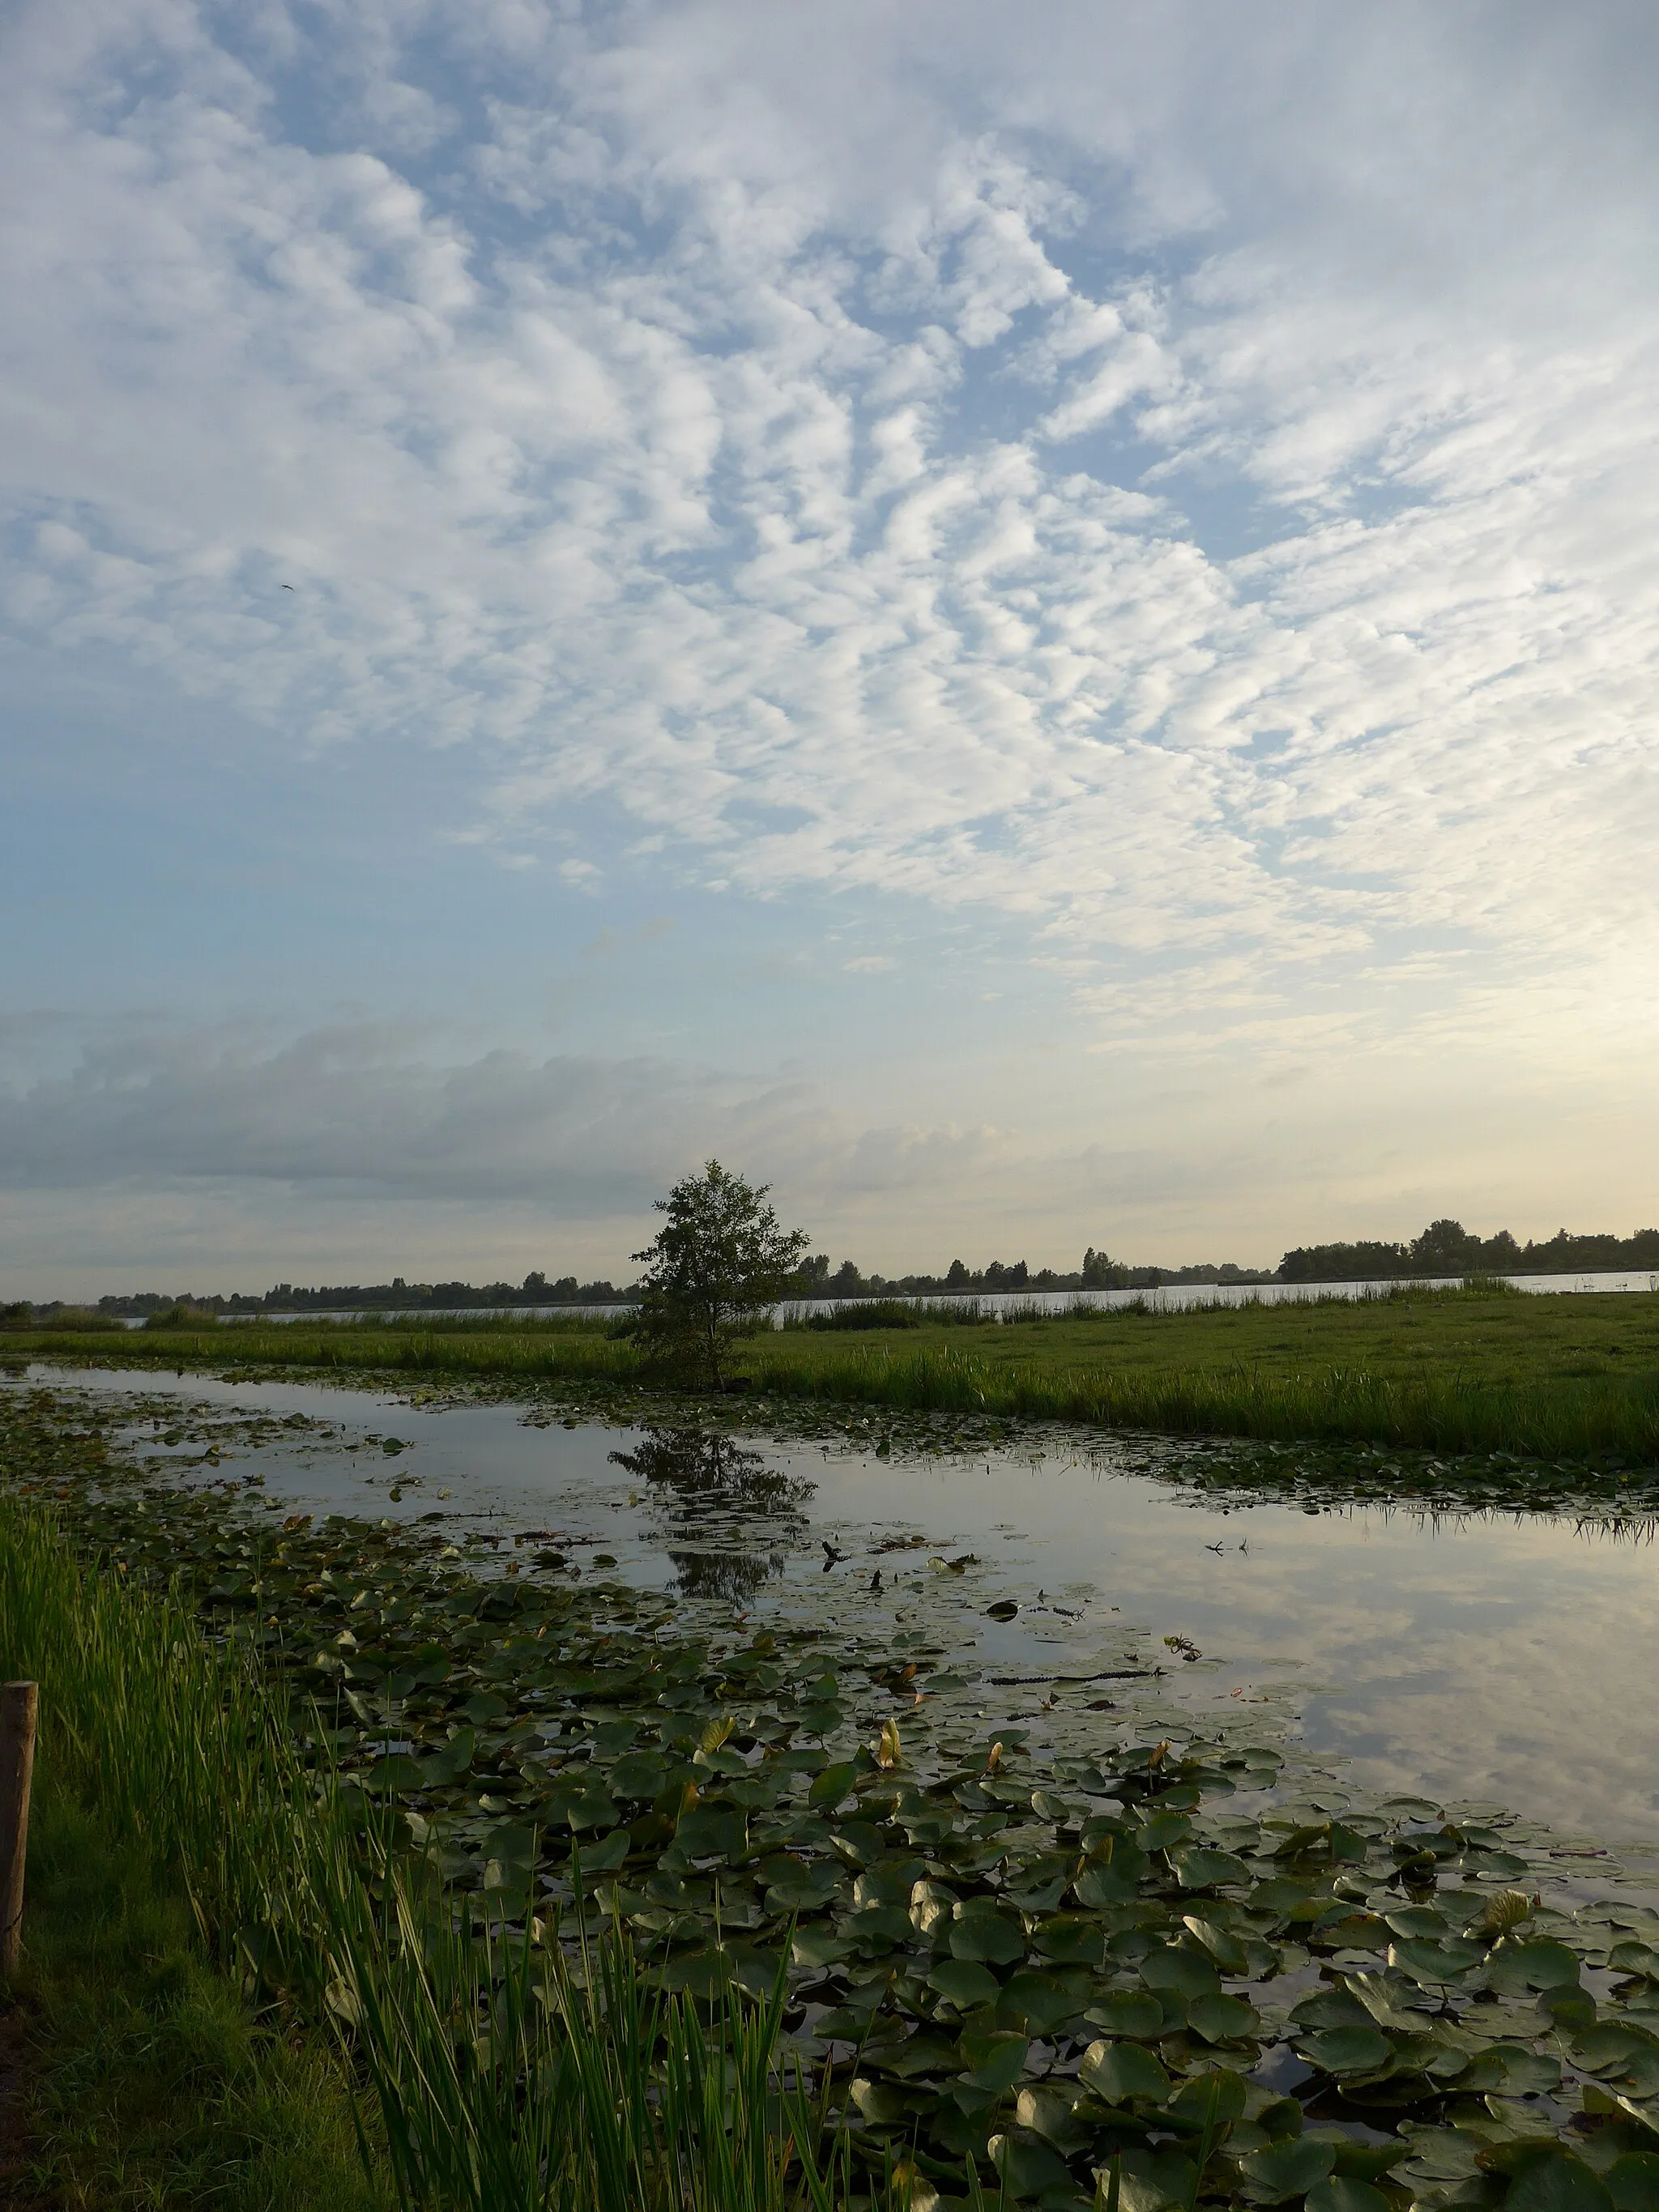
[625,1161,809,1388]
[11,1388,1659,2212]
[6,1787,385,2212]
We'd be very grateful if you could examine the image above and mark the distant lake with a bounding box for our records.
[146,1264,1659,1325]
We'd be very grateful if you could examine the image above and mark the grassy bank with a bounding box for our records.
[9,1284,1659,1461]
[2,1785,382,2212]
[0,1482,851,2212]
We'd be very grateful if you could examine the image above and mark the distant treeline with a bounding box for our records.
[8,1217,1656,1324]
[1277,1218,1659,1281]
[59,1270,629,1319]
[789,1251,1274,1300]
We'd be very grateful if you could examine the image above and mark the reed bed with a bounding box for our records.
[744,1340,1659,1463]
[10,1282,1659,1463]
[0,1498,859,2212]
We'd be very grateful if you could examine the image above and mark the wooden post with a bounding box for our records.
[0,1681,38,1978]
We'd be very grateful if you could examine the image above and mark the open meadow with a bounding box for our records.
[9,1283,1659,1464]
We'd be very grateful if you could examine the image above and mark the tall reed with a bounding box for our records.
[743,1340,1659,1462]
[0,1498,859,2212]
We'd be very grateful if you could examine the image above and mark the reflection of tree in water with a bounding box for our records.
[667,1547,789,1603]
[609,1428,813,1602]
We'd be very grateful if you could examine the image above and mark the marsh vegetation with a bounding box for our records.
[6,1379,1659,2212]
[8,1281,1658,1468]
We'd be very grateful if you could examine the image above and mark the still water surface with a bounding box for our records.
[19,1366,1659,1873]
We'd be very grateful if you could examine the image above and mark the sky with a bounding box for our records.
[3,0,1658,1298]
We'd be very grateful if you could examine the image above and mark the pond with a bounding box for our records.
[11,1363,1658,1881]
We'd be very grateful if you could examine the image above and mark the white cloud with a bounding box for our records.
[2,0,1658,1094]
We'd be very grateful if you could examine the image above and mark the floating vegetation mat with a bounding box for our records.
[6,1383,1659,2212]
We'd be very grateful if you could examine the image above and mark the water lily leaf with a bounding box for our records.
[1075,1853,1149,1907]
[1188,1992,1260,2044]
[1078,2039,1170,2105]
[578,1827,630,1872]
[985,1600,1020,1622]
[1458,2046,1562,2096]
[1241,2137,1337,2201]
[808,1760,858,1809]
[1034,1915,1107,1967]
[1307,2180,1391,2212]
[608,1752,668,1799]
[1174,1848,1250,1890]
[660,1947,733,1997]
[847,1903,913,1949]
[1087,1989,1166,2039]
[1166,2069,1249,2127]
[1391,1936,1486,1984]
[790,1925,851,1969]
[1300,2026,1392,2076]
[1137,1810,1194,1851]
[958,2035,1030,2099]
[1015,2083,1090,2150]
[760,1853,842,1910]
[1385,1905,1452,1940]
[1488,1941,1582,1994]
[1112,2146,1199,2212]
[988,2129,1073,2199]
[418,1728,475,1785]
[1400,2131,1486,2182]
[559,1785,620,1833]
[1182,1915,1249,1971]
[463,1691,509,1724]
[950,1902,1026,1964]
[851,2075,910,2126]
[675,1805,748,1861]
[929,1957,1000,2008]
[1002,1969,1080,2035]
[1606,2154,1659,2212]
[828,1820,885,1866]
[1506,2155,1617,2212]
[361,1753,424,1793]
[1568,2027,1652,2077]
[1139,1947,1222,2002]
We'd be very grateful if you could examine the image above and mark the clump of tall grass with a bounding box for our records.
[0,1500,856,2212]
[19,1317,646,1381]
[784,1297,994,1332]
[742,1340,1659,1464]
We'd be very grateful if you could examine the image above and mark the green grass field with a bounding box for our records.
[8,1283,1659,1461]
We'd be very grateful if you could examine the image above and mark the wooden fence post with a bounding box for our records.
[0,1681,38,1978]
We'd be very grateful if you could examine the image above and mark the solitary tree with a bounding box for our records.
[626,1161,808,1388]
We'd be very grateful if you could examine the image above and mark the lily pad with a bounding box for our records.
[1078,2039,1171,2104]
[950,1902,1026,1965]
[1306,2180,1392,2212]
[1488,1941,1583,1994]
[929,1957,1001,2008]
[987,2129,1073,2199]
[808,1760,859,1809]
[1086,1989,1166,2039]
[1507,2156,1617,2212]
[1139,1946,1222,2002]
[1188,1991,1260,2044]
[1241,2137,1337,2202]
[1606,2154,1659,2212]
[1299,2026,1392,2076]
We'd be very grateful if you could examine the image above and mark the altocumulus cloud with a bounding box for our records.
[3,0,1658,1029]
[4,0,1659,1291]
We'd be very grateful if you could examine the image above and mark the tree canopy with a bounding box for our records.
[625,1160,809,1387]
